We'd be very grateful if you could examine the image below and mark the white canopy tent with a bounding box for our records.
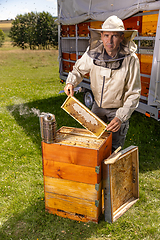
[57,0,160,25]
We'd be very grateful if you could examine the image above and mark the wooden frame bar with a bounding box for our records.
[103,146,139,223]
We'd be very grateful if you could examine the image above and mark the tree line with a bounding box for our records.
[9,12,58,50]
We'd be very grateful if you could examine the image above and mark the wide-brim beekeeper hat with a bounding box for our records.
[87,15,138,69]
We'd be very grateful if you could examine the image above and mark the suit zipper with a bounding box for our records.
[100,76,105,107]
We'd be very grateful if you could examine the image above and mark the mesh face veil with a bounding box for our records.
[87,16,138,69]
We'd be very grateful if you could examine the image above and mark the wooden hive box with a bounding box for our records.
[70,52,77,61]
[62,52,70,60]
[62,60,70,73]
[61,25,69,37]
[136,53,152,97]
[42,126,112,223]
[68,25,76,37]
[123,16,142,33]
[78,22,90,37]
[90,21,103,30]
[103,146,139,223]
[142,11,158,36]
[141,82,150,97]
[70,62,75,71]
[137,54,153,75]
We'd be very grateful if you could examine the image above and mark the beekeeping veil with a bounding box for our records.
[87,15,138,69]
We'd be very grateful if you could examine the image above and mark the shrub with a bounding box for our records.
[0,29,5,47]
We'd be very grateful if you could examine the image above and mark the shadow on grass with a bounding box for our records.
[7,93,83,151]
[0,197,101,240]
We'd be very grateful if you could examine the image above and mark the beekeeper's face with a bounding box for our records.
[101,31,124,57]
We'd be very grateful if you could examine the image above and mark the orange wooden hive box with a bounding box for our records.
[77,22,90,37]
[41,126,112,223]
[62,60,70,72]
[137,53,152,97]
[68,25,76,37]
[142,11,158,36]
[123,16,142,33]
[62,52,70,60]
[61,25,69,37]
[90,21,103,30]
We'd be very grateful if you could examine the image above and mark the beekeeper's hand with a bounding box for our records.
[106,117,122,132]
[64,84,74,96]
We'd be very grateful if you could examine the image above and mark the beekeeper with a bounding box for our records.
[64,15,141,151]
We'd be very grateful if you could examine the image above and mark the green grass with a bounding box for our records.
[0,45,160,240]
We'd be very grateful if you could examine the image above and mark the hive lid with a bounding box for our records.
[61,96,107,138]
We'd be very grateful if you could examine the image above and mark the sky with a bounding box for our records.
[0,0,57,20]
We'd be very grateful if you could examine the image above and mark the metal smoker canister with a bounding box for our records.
[39,113,56,143]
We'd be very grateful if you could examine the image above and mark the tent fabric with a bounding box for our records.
[57,0,160,25]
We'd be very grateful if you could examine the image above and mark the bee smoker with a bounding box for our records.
[39,113,56,143]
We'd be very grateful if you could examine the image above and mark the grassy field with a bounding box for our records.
[0,25,160,240]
